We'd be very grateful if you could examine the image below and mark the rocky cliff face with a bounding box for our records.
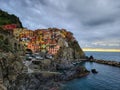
[0,9,22,27]
[8,73,61,90]
[0,28,24,89]
[55,33,85,69]
[0,52,24,90]
[53,32,85,70]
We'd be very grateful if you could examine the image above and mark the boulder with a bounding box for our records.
[91,69,98,74]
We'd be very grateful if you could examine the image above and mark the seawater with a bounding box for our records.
[85,51,120,62]
[63,52,120,90]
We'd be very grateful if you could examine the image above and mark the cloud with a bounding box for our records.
[0,0,120,49]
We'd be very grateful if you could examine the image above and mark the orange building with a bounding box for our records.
[11,28,72,55]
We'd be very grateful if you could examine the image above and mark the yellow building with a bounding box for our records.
[13,28,23,41]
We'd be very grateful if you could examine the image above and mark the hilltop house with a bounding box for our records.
[3,24,17,30]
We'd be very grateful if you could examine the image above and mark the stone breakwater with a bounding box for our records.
[89,59,120,67]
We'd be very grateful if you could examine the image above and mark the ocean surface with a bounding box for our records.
[63,52,120,90]
[85,51,120,62]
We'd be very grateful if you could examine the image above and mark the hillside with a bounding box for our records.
[0,27,23,53]
[12,28,85,59]
[0,10,88,90]
[0,9,84,59]
[0,9,22,27]
[0,27,24,90]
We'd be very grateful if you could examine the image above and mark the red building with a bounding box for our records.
[3,24,17,30]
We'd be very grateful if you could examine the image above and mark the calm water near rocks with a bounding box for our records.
[63,52,120,90]
[85,51,120,62]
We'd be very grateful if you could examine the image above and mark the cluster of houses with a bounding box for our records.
[1,24,75,55]
[13,28,61,55]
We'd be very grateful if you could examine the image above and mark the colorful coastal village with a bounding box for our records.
[0,23,88,90]
[1,24,76,55]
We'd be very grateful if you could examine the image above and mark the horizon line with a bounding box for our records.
[82,48,120,52]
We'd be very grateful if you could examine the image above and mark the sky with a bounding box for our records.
[0,0,120,49]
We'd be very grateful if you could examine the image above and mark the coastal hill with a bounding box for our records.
[0,9,85,60]
[0,9,23,28]
[0,27,24,90]
[12,28,85,59]
[0,10,87,90]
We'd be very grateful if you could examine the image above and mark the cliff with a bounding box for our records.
[0,27,23,53]
[54,30,85,67]
[56,39,85,60]
[12,27,85,60]
[0,9,23,27]
[0,10,87,90]
[0,28,25,89]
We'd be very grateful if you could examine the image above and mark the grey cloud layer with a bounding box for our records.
[0,0,120,48]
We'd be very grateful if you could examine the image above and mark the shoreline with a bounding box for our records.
[60,58,120,89]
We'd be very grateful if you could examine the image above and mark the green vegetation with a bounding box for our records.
[0,28,12,52]
[0,9,23,27]
[0,40,12,52]
[0,38,12,52]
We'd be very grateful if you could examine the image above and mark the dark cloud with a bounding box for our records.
[0,0,120,49]
[83,18,115,26]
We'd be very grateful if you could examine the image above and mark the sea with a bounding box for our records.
[62,51,120,90]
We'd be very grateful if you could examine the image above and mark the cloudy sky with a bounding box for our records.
[0,0,120,49]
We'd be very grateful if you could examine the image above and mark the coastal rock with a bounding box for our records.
[55,66,90,81]
[0,52,24,89]
[55,35,85,62]
[91,69,98,74]
[88,55,94,60]
[8,73,61,90]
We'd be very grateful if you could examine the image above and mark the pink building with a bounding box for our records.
[48,45,60,54]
